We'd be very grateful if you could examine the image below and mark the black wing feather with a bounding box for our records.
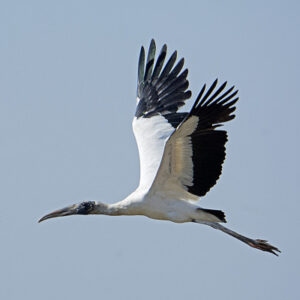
[152,45,167,80]
[137,47,145,90]
[183,80,239,197]
[135,40,191,127]
[158,51,177,84]
[144,40,156,81]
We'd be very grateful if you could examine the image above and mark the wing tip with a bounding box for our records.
[136,40,191,119]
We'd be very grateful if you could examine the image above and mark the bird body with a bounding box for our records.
[124,191,221,223]
[88,186,221,224]
[39,40,280,256]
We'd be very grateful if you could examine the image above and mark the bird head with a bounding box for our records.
[38,201,96,223]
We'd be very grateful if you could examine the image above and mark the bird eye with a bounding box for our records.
[77,201,94,214]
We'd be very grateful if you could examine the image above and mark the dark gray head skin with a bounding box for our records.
[38,201,96,223]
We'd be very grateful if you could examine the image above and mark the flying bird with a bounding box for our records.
[39,40,280,256]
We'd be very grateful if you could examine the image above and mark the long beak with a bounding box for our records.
[38,204,80,223]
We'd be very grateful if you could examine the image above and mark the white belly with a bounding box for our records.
[121,189,220,223]
[141,196,196,223]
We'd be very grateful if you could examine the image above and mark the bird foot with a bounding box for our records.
[248,239,281,256]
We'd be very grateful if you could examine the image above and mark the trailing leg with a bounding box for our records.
[196,221,280,256]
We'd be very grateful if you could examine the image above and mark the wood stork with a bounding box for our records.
[39,40,280,256]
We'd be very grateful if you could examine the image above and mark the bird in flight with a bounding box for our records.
[39,40,280,256]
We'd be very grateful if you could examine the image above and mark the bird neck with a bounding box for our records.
[93,201,134,216]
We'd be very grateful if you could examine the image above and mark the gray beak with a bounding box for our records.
[38,204,80,223]
[38,201,96,223]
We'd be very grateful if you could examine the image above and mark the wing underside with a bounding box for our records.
[133,40,239,199]
[151,79,239,200]
[133,40,192,190]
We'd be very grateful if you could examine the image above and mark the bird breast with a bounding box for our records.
[141,195,196,223]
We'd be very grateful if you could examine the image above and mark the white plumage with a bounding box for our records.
[132,115,173,190]
[39,40,280,256]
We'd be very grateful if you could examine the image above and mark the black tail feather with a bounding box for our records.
[199,208,227,223]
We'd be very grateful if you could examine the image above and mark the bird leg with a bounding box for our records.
[198,221,280,256]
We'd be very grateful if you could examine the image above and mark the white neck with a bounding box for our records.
[93,198,141,216]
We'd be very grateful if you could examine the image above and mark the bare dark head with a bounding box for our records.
[38,201,97,223]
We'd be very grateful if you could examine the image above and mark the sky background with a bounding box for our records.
[1,1,299,299]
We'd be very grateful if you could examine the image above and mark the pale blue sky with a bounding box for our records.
[1,1,299,299]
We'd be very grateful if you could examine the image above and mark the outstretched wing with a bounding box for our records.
[133,40,192,190]
[150,79,238,200]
